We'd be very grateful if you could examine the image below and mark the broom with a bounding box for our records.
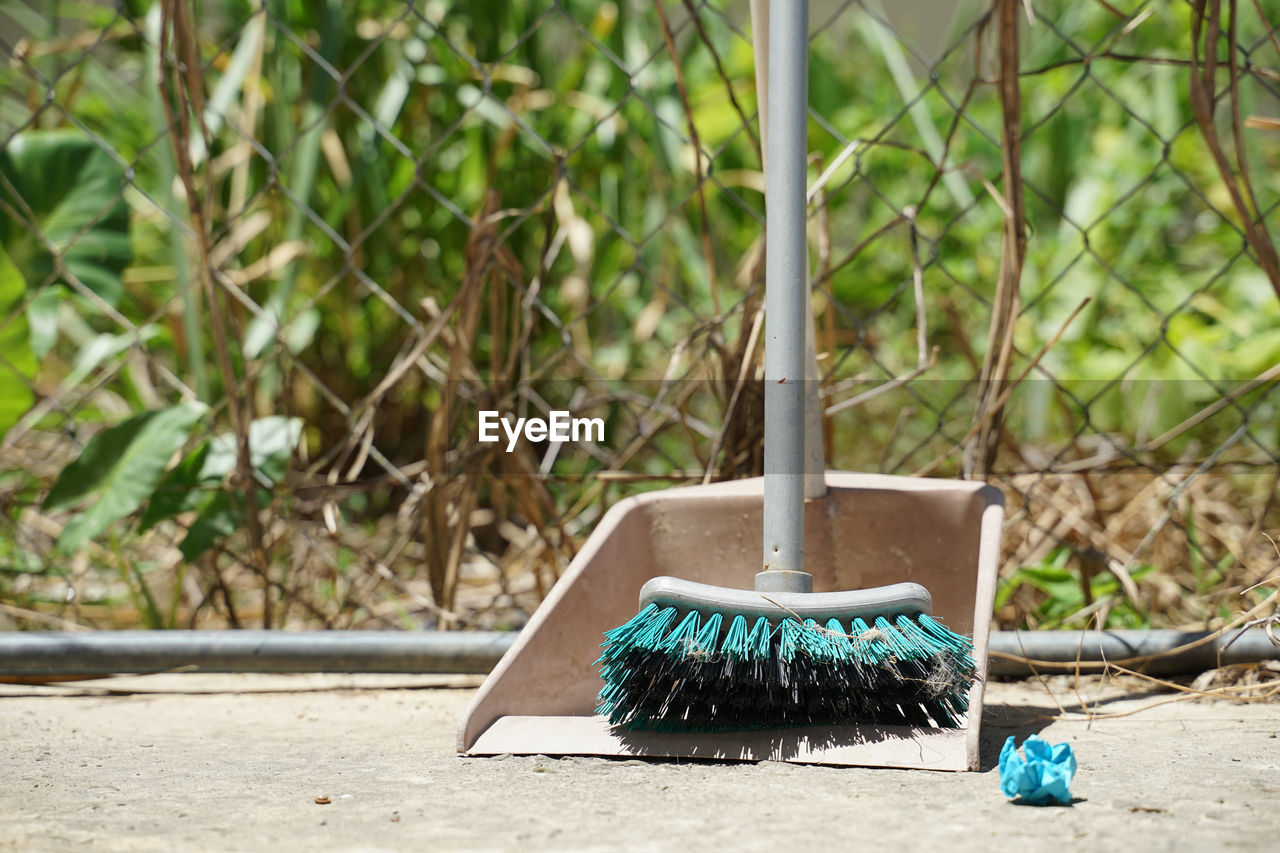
[595,0,976,733]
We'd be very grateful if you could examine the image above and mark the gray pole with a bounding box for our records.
[758,0,810,593]
[0,631,514,676]
[0,630,1275,678]
[985,629,1280,676]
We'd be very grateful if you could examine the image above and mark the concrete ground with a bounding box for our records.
[1,672,1277,851]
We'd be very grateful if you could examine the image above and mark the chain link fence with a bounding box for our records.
[0,0,1277,634]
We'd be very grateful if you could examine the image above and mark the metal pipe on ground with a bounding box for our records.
[0,631,513,677]
[985,629,1279,677]
[0,630,1275,678]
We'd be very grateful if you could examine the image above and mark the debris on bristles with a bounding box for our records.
[595,604,977,732]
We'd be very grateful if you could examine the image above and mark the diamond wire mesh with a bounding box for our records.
[0,0,1277,633]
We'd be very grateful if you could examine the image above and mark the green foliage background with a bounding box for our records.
[0,0,1277,631]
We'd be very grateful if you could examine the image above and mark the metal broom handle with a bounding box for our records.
[757,0,812,595]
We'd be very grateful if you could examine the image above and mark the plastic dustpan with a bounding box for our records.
[457,471,1003,769]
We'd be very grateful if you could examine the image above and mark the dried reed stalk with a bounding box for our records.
[966,0,1028,479]
[1189,0,1280,302]
[158,0,273,626]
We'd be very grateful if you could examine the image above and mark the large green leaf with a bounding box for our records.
[200,416,304,486]
[138,415,301,534]
[243,416,304,484]
[0,130,132,305]
[137,440,217,532]
[0,244,36,439]
[44,402,208,553]
[62,327,161,390]
[179,491,243,563]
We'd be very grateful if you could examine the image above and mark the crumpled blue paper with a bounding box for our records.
[999,735,1077,805]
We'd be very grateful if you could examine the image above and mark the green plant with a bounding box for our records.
[43,405,301,556]
[43,402,210,553]
[0,244,36,439]
[1,0,1277,630]
[36,405,301,627]
[138,415,302,562]
[997,547,1157,630]
[0,130,133,354]
[0,130,132,298]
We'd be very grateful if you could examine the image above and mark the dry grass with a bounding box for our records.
[2,1,1278,641]
[996,453,1280,629]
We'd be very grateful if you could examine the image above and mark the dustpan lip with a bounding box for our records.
[637,471,1004,505]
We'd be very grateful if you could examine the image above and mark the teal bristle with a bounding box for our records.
[796,618,836,664]
[777,619,801,663]
[597,603,978,732]
[748,616,772,658]
[721,615,750,660]
[825,617,856,664]
[850,617,889,666]
[693,612,722,659]
[658,610,701,656]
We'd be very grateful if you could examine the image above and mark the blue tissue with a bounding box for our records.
[999,735,1077,805]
